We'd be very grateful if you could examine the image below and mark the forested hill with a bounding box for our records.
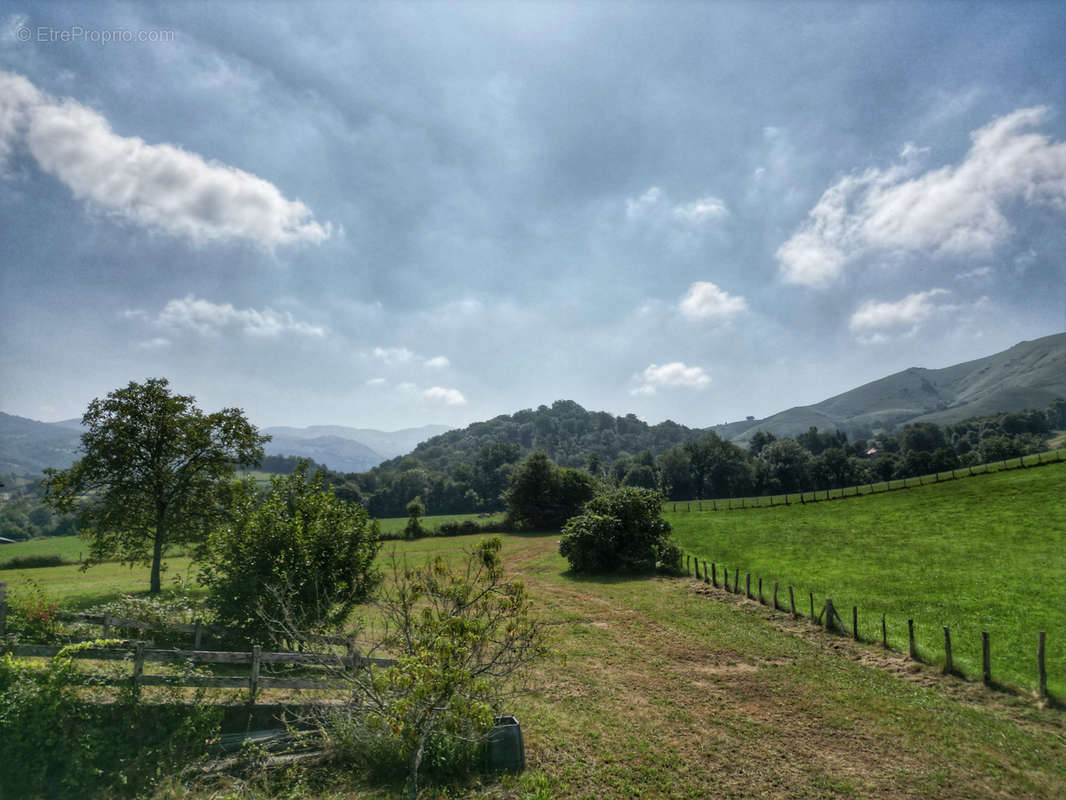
[376,400,704,474]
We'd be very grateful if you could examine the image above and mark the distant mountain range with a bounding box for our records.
[1,333,1062,478]
[0,414,451,479]
[260,425,451,474]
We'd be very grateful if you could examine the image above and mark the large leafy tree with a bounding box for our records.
[42,378,268,593]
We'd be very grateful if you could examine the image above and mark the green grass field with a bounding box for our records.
[666,460,1066,696]
[374,510,503,535]
[4,527,1066,797]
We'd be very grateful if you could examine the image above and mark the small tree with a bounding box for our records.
[294,537,544,800]
[404,496,426,539]
[559,487,681,574]
[42,378,268,594]
[199,464,381,644]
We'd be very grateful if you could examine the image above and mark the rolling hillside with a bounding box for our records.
[728,332,1066,441]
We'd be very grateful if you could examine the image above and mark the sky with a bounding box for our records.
[2,2,1065,432]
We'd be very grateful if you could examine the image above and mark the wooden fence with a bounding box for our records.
[1,639,396,704]
[679,553,1053,701]
[665,448,1065,513]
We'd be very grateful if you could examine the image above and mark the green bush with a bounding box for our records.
[559,487,681,574]
[0,643,220,799]
[200,465,381,645]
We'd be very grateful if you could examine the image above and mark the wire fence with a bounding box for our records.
[664,448,1065,513]
[677,553,1055,703]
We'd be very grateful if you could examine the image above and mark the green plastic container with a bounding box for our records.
[482,715,525,773]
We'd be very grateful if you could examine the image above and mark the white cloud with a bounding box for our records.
[626,186,663,220]
[679,281,748,321]
[778,107,1066,286]
[631,362,710,395]
[424,355,450,368]
[372,346,415,365]
[849,288,954,339]
[137,337,171,350]
[423,386,466,405]
[0,71,330,246]
[672,196,729,224]
[365,377,387,387]
[145,295,325,338]
[956,266,993,281]
[626,185,729,226]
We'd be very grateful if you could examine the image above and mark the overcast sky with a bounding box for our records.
[2,2,1065,431]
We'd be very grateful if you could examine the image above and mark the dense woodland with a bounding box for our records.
[2,398,1063,539]
[330,398,1066,518]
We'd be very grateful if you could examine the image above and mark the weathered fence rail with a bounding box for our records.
[2,640,397,704]
[681,553,1054,702]
[665,448,1065,513]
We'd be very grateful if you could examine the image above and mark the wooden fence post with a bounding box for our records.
[982,632,991,685]
[249,645,261,705]
[824,598,835,631]
[102,613,112,638]
[711,563,717,588]
[908,619,916,660]
[852,607,859,641]
[1038,632,1047,700]
[745,573,751,600]
[943,627,953,674]
[722,566,728,590]
[881,614,887,649]
[0,581,6,637]
[193,618,203,650]
[733,570,739,594]
[809,592,815,622]
[757,577,763,604]
[773,582,779,611]
[133,641,145,699]
[789,586,796,618]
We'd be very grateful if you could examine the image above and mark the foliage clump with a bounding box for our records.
[0,643,220,799]
[559,487,681,574]
[199,463,381,644]
[503,451,598,531]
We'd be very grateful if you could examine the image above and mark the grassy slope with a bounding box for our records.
[667,461,1066,695]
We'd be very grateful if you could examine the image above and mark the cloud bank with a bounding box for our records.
[778,107,1066,286]
[131,295,325,338]
[0,71,330,247]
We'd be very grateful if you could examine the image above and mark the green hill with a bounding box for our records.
[729,332,1066,440]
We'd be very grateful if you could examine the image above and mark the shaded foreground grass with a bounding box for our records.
[667,461,1066,696]
[6,531,1066,798]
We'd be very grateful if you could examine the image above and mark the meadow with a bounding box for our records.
[666,460,1066,695]
[4,520,1066,796]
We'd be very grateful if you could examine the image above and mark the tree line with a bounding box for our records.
[327,399,1066,515]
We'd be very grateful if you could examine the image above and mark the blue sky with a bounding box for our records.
[2,2,1065,431]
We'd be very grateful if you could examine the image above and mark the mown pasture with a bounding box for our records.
[666,460,1066,696]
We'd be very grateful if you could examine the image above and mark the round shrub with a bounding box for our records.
[558,487,680,574]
